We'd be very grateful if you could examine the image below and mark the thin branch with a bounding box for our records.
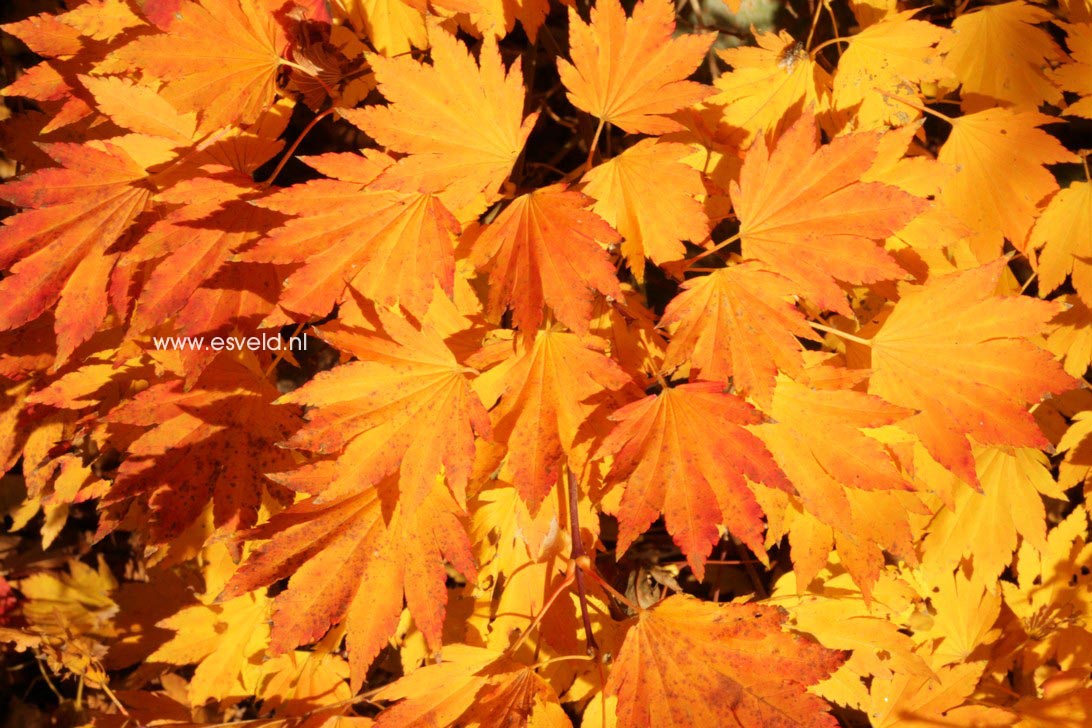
[567,466,599,655]
[259,107,335,187]
[533,654,595,671]
[804,0,827,51]
[585,118,606,172]
[809,321,873,347]
[507,569,576,655]
[876,89,956,125]
[676,230,742,272]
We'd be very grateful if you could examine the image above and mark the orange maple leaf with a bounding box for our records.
[730,113,926,314]
[281,309,491,508]
[558,0,715,135]
[220,474,475,691]
[0,142,152,362]
[103,357,299,542]
[753,365,914,533]
[100,0,287,133]
[475,329,634,510]
[866,259,1076,486]
[344,27,537,211]
[599,382,792,579]
[660,262,819,405]
[606,595,844,727]
[245,152,458,319]
[470,183,621,335]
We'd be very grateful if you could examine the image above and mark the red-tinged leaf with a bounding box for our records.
[220,475,476,691]
[730,113,925,314]
[103,356,299,542]
[476,328,635,510]
[470,183,621,335]
[245,152,458,320]
[606,595,844,727]
[281,308,491,508]
[0,13,83,58]
[866,259,1077,486]
[0,142,152,362]
[660,262,819,406]
[599,382,792,579]
[128,177,282,335]
[99,0,287,133]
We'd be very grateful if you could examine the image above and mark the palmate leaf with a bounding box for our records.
[865,260,1076,486]
[0,142,152,362]
[599,382,792,579]
[558,0,715,135]
[606,595,845,727]
[99,0,288,133]
[730,113,926,315]
[0,1,1090,725]
[343,25,538,211]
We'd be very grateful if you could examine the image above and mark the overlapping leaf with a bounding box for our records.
[558,0,715,134]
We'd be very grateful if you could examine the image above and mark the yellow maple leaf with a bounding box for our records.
[831,10,952,130]
[558,0,715,135]
[936,108,1077,256]
[581,139,710,275]
[938,1,1065,111]
[1029,181,1092,304]
[344,25,537,212]
[1054,22,1092,118]
[711,29,831,144]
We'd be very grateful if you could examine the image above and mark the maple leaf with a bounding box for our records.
[753,367,914,534]
[660,262,818,405]
[581,139,710,275]
[99,0,288,133]
[474,328,634,509]
[1002,506,1092,675]
[606,595,844,727]
[1029,181,1092,305]
[711,29,831,144]
[866,259,1076,486]
[936,107,1077,254]
[103,356,299,542]
[220,475,476,690]
[245,152,459,319]
[281,309,491,508]
[938,0,1065,111]
[127,176,284,335]
[1054,22,1092,118]
[730,113,925,314]
[343,27,537,211]
[78,74,197,145]
[867,661,993,727]
[469,183,621,335]
[151,590,271,704]
[557,0,715,135]
[831,10,952,130]
[0,143,152,362]
[373,645,567,727]
[335,0,427,57]
[919,445,1067,585]
[599,382,792,579]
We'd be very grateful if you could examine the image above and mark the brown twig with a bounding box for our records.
[567,466,599,655]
